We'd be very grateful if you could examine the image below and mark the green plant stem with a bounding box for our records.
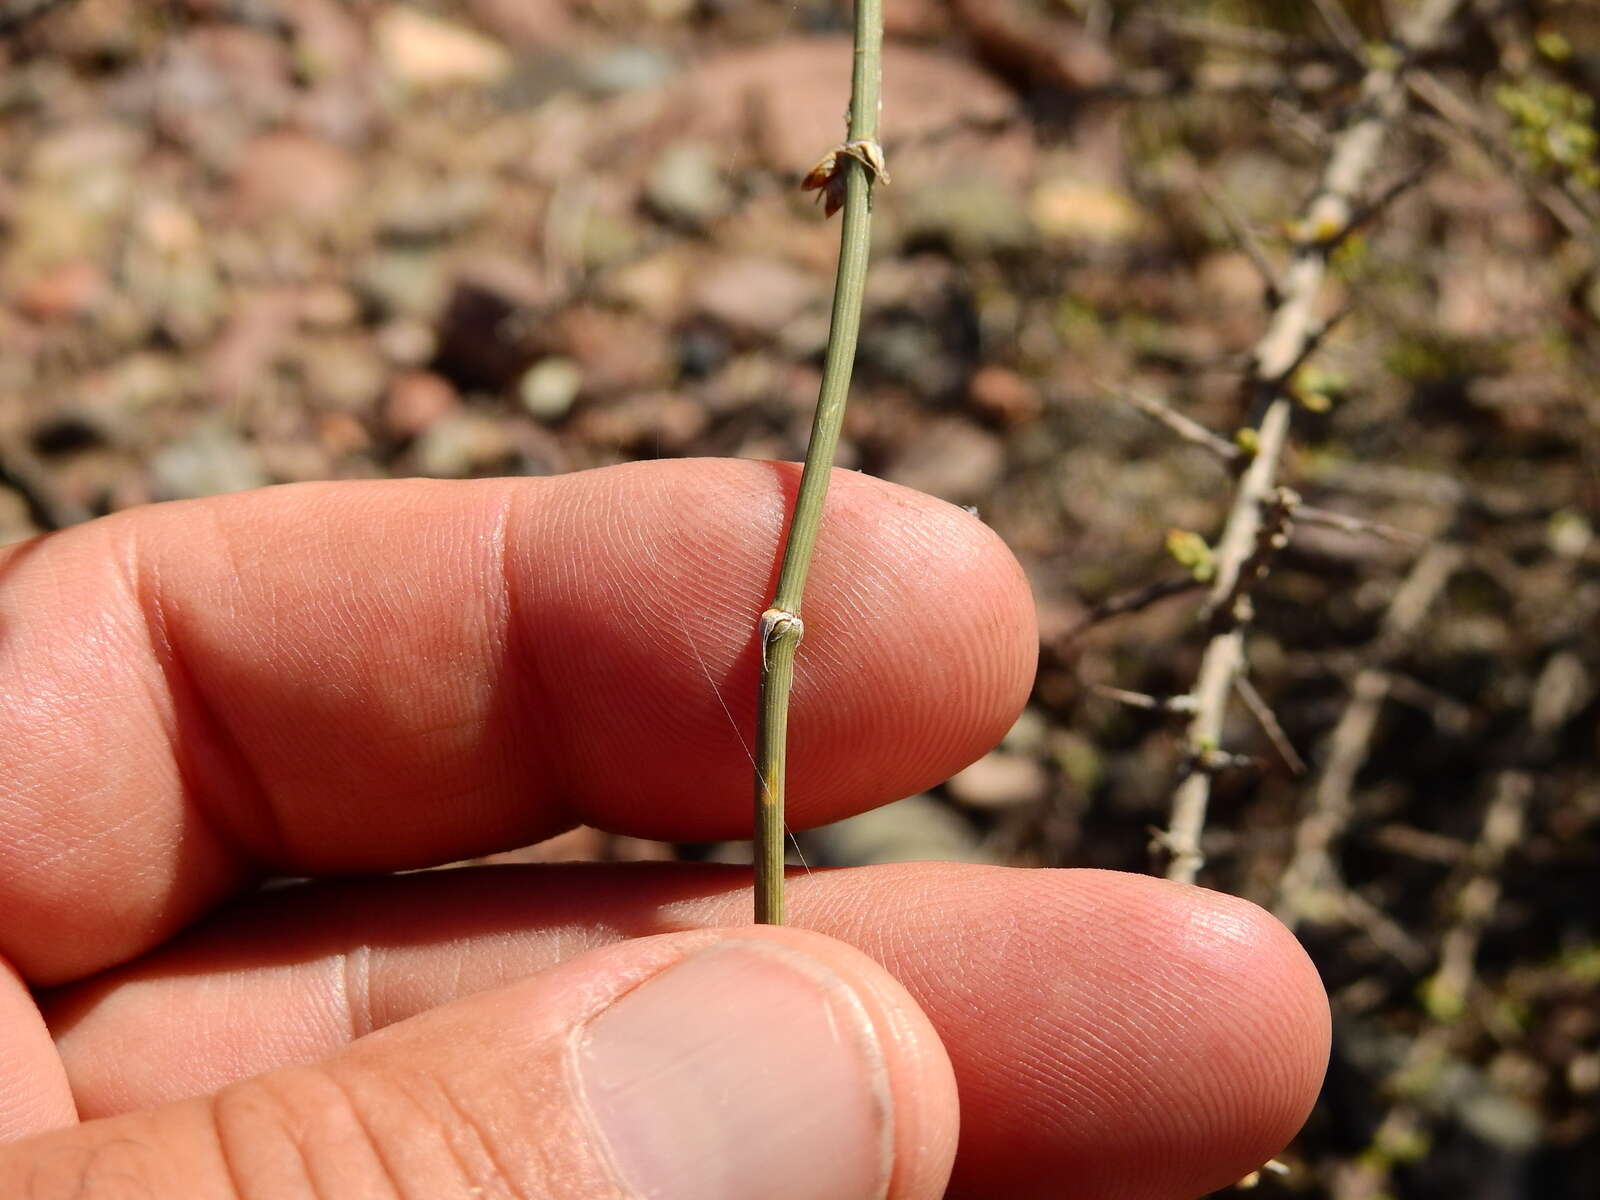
[754,0,883,926]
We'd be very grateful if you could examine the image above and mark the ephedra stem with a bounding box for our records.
[753,0,886,925]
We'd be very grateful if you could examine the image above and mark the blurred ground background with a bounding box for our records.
[2,1,1598,1197]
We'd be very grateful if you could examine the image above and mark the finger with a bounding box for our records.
[49,865,1330,1199]
[0,460,1035,983]
[0,956,75,1141]
[16,928,958,1199]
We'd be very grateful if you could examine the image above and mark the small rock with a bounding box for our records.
[646,141,731,227]
[204,289,301,407]
[383,370,460,439]
[30,410,107,456]
[256,440,334,484]
[317,412,370,458]
[578,44,677,95]
[375,171,491,242]
[467,0,575,48]
[88,352,187,421]
[150,427,270,499]
[376,318,439,366]
[572,392,706,453]
[15,259,108,323]
[969,365,1042,426]
[285,0,367,80]
[1032,178,1147,244]
[883,417,1005,504]
[694,256,819,339]
[518,358,582,421]
[299,336,386,411]
[946,751,1049,810]
[231,132,360,224]
[643,0,693,19]
[355,252,451,320]
[551,307,673,394]
[135,199,203,255]
[298,284,360,329]
[374,6,512,91]
[904,172,1031,254]
[801,795,995,867]
[603,250,692,322]
[680,39,1014,174]
[414,411,518,478]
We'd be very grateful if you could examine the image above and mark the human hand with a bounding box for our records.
[0,459,1328,1198]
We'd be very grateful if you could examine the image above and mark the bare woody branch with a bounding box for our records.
[1161,0,1468,885]
[1235,675,1307,776]
[1192,170,1283,300]
[1275,543,1463,927]
[1061,576,1205,643]
[1408,71,1600,252]
[1293,504,1427,547]
[1331,766,1532,1200]
[1114,387,1243,465]
[1136,14,1322,59]
[1310,0,1365,56]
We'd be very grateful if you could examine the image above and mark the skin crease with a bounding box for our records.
[0,461,1330,1198]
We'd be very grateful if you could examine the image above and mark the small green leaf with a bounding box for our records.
[1536,30,1572,62]
[1165,529,1215,582]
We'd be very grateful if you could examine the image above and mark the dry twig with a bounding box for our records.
[1114,387,1243,465]
[1160,0,1468,885]
[1293,504,1427,547]
[1409,71,1600,250]
[1192,171,1284,301]
[1091,683,1196,716]
[1062,576,1205,643]
[1276,543,1463,926]
[1234,675,1307,776]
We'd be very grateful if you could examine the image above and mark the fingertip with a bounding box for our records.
[1127,879,1331,1190]
[0,957,77,1140]
[944,869,1329,1198]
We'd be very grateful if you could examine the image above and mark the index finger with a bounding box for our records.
[0,459,1035,983]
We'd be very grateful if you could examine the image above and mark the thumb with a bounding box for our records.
[8,928,959,1199]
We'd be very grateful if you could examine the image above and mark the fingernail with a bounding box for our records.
[575,940,893,1200]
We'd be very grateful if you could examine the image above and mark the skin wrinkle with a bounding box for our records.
[489,484,561,837]
[364,1067,491,1200]
[147,508,331,879]
[206,1089,264,1200]
[35,865,1325,1200]
[339,945,372,1042]
[278,1066,405,1200]
[131,530,282,884]
[429,1074,524,1200]
[524,475,601,830]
